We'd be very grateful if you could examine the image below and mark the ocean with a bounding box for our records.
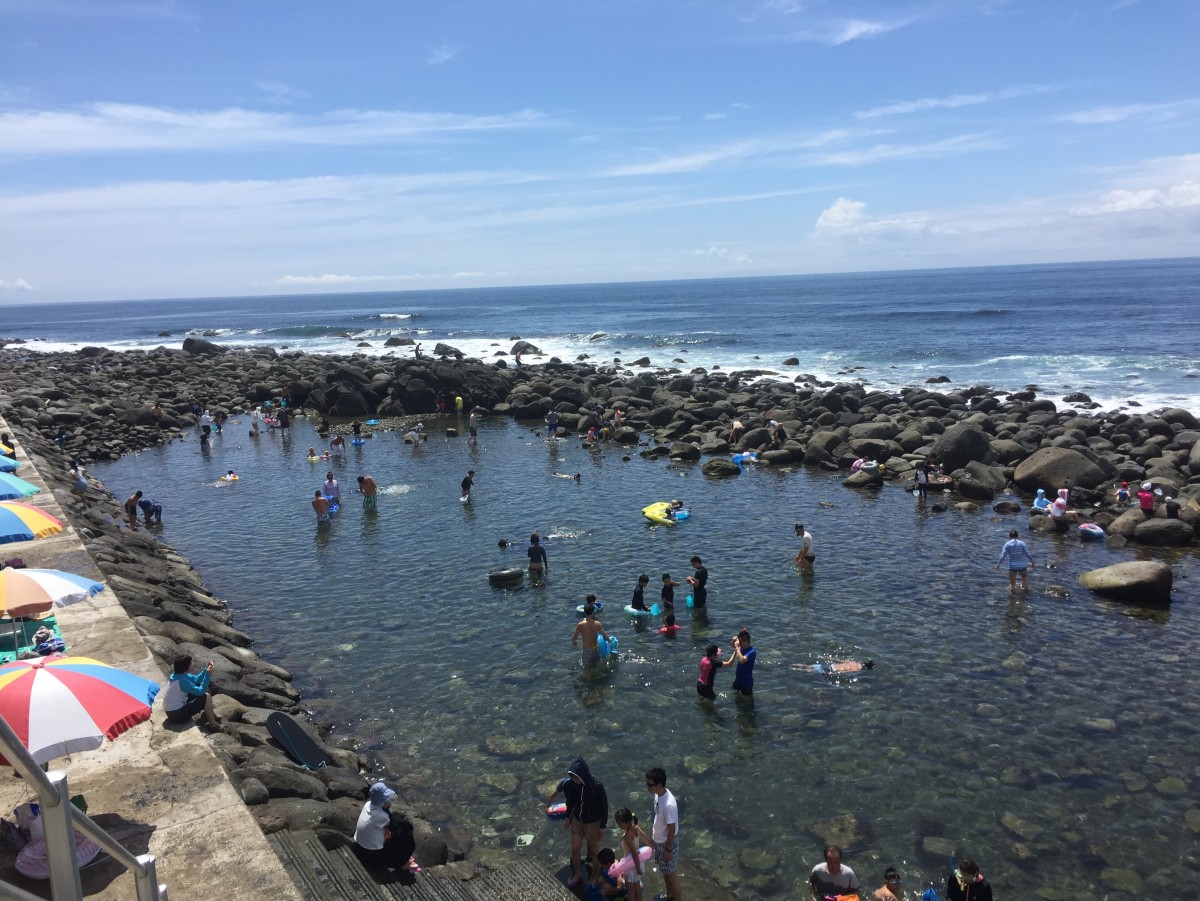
[4,257,1200,412]
[12,257,1200,898]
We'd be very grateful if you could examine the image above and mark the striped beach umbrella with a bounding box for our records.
[0,656,159,765]
[0,569,104,619]
[0,501,62,544]
[0,472,40,501]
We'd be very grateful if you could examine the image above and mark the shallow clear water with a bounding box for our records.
[95,416,1200,899]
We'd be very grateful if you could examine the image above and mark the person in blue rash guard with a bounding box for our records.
[995,529,1035,591]
[730,628,756,697]
[163,654,220,727]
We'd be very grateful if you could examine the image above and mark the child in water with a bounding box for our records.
[630,574,650,612]
[660,573,679,613]
[658,613,680,635]
[613,808,644,901]
[696,644,724,700]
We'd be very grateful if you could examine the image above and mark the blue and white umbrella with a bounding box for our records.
[0,458,19,474]
[0,473,40,500]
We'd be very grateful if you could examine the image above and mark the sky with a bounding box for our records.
[1,0,1198,303]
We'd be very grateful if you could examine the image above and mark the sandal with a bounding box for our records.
[403,858,422,874]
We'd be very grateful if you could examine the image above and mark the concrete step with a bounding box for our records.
[272,829,575,901]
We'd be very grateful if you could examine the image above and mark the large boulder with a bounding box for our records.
[433,342,464,359]
[181,337,227,356]
[1013,447,1107,491]
[930,423,992,472]
[1133,519,1195,546]
[702,458,741,478]
[668,442,701,461]
[1078,561,1173,605]
[1106,509,1147,538]
[843,469,883,489]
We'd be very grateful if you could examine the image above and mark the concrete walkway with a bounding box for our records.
[0,417,301,900]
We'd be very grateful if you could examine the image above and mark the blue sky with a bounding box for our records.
[1,0,1197,302]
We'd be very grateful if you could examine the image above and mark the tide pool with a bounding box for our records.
[95,414,1200,899]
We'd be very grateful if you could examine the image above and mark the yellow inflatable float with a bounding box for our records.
[642,502,675,526]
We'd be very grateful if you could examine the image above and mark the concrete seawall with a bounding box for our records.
[0,414,301,900]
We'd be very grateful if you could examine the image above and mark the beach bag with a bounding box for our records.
[0,817,27,851]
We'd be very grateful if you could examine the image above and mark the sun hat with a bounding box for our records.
[368,782,396,808]
[1142,482,1152,490]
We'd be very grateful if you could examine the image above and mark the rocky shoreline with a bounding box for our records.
[1,341,1196,857]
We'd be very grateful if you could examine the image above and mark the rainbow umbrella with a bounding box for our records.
[0,656,159,765]
[0,472,40,501]
[0,569,104,619]
[0,501,63,544]
[0,458,18,473]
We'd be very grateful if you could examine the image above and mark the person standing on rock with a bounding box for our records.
[69,460,89,504]
[460,469,475,502]
[641,767,680,901]
[686,555,708,609]
[794,524,814,573]
[124,490,143,532]
[545,409,560,439]
[1137,482,1156,518]
[547,757,609,890]
[995,529,1035,591]
[357,475,378,512]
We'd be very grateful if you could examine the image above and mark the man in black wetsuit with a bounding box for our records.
[687,555,708,609]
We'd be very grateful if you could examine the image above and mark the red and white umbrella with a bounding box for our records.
[0,656,159,765]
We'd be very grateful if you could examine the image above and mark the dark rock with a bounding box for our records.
[1013,447,1108,491]
[702,458,741,478]
[433,342,464,359]
[668,441,701,461]
[1133,519,1194,546]
[930,423,992,471]
[182,337,227,356]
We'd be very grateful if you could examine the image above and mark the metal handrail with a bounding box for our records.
[0,714,165,901]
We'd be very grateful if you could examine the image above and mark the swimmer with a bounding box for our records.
[658,613,680,635]
[572,600,609,668]
[323,472,341,502]
[222,469,238,482]
[791,658,875,675]
[553,472,582,481]
[498,538,513,549]
[307,446,318,458]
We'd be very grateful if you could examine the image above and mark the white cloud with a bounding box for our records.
[1056,99,1199,125]
[427,43,464,66]
[857,84,1053,119]
[807,133,999,166]
[693,246,753,264]
[0,277,34,292]
[0,103,546,157]
[814,197,867,231]
[774,17,907,45]
[703,112,728,121]
[1074,182,1200,215]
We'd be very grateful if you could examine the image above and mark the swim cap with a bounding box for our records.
[1121,481,1128,487]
